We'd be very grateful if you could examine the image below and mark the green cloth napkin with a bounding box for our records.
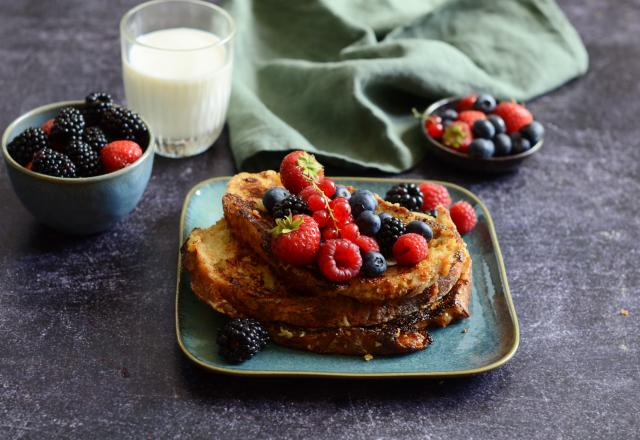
[221,0,588,173]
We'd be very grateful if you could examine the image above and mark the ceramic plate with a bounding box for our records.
[175,177,519,378]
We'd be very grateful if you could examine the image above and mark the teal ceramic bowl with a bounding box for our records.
[2,100,154,235]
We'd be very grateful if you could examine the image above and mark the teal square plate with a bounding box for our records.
[176,177,520,378]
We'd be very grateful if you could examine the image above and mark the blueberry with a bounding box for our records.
[349,189,378,217]
[406,220,433,241]
[333,185,351,200]
[439,108,458,121]
[262,187,289,213]
[361,252,387,277]
[356,210,381,236]
[520,121,545,144]
[473,94,496,113]
[378,212,392,223]
[468,139,495,158]
[511,133,531,154]
[493,133,512,156]
[472,119,495,139]
[487,115,506,134]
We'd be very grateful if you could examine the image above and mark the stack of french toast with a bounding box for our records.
[182,156,473,357]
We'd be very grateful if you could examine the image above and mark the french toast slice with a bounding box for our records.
[183,219,468,328]
[266,267,471,355]
[223,171,467,303]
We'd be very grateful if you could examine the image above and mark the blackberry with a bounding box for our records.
[83,92,113,126]
[7,127,49,165]
[83,126,108,152]
[272,194,310,219]
[50,107,85,146]
[102,107,148,145]
[66,140,102,177]
[31,148,77,178]
[385,183,423,212]
[376,216,406,256]
[217,318,269,363]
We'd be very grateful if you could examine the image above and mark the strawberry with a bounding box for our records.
[450,201,477,235]
[457,110,486,127]
[457,95,478,112]
[271,214,321,266]
[493,102,533,134]
[392,233,429,266]
[419,182,451,211]
[279,150,324,194]
[442,122,472,153]
[100,140,142,173]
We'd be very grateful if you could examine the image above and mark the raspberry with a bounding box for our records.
[393,233,429,265]
[318,239,362,282]
[419,182,452,211]
[340,223,360,242]
[355,235,379,253]
[279,150,324,194]
[271,214,321,266]
[307,194,327,211]
[312,210,329,228]
[317,178,336,198]
[100,140,143,173]
[450,201,477,235]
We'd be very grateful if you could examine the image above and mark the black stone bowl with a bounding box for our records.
[421,97,543,173]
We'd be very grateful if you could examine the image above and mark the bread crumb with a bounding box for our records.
[619,308,630,317]
[364,354,374,362]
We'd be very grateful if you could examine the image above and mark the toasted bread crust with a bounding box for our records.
[223,171,467,303]
[182,220,467,328]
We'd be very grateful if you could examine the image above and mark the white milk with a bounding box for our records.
[123,27,232,156]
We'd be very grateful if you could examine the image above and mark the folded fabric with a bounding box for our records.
[221,0,588,173]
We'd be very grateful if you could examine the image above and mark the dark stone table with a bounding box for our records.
[1,1,638,438]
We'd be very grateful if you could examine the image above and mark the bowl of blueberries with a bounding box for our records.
[417,94,544,173]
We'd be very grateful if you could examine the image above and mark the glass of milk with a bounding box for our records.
[120,0,235,158]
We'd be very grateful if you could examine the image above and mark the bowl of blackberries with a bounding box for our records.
[1,92,154,234]
[416,94,544,172]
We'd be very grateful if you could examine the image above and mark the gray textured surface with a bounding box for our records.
[0,1,638,439]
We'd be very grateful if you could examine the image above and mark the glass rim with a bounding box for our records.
[120,0,236,52]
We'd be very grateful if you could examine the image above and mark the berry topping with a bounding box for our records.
[457,94,478,112]
[349,189,378,218]
[442,121,472,152]
[262,187,289,213]
[425,115,444,139]
[520,121,545,144]
[31,148,77,178]
[66,139,102,177]
[279,150,324,194]
[83,126,108,152]
[272,194,310,219]
[419,182,451,211]
[217,318,269,364]
[356,210,381,236]
[493,133,513,156]
[50,107,85,146]
[493,101,533,134]
[361,252,387,277]
[472,119,496,139]
[7,127,49,165]
[405,220,433,241]
[456,110,486,127]
[385,183,423,212]
[270,214,320,266]
[354,235,380,253]
[333,185,351,200]
[393,233,429,266]
[468,139,495,159]
[102,107,149,145]
[83,92,113,126]
[318,239,362,282]
[510,133,532,154]
[341,223,360,242]
[100,140,143,173]
[376,216,406,256]
[450,201,477,234]
[472,94,497,113]
[317,177,336,198]
[487,114,506,134]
